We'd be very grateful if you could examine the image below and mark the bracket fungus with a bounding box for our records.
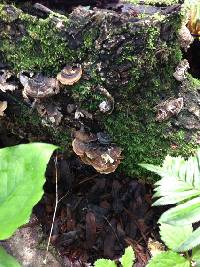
[95,85,114,114]
[0,70,16,92]
[173,59,190,82]
[57,64,82,85]
[155,97,184,122]
[72,128,122,174]
[36,102,63,126]
[0,101,7,116]
[178,25,194,51]
[18,72,60,99]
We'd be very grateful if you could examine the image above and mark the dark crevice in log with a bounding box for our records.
[184,38,200,79]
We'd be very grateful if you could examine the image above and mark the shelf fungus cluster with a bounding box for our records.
[72,128,122,174]
[17,64,83,125]
[19,64,82,101]
[155,97,184,122]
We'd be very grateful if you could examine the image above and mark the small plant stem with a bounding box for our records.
[43,155,58,264]
[185,251,192,267]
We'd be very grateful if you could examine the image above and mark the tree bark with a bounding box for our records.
[0,2,198,180]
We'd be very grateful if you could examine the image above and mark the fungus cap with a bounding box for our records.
[57,65,82,85]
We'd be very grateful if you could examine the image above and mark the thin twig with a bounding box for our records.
[43,154,58,264]
[58,191,70,204]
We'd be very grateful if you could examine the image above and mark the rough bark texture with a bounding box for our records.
[0,2,199,181]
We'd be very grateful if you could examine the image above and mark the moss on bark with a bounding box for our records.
[0,3,198,181]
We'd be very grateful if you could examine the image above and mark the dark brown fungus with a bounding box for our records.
[57,64,82,85]
[36,102,63,126]
[72,128,122,174]
[19,72,60,99]
[156,97,184,122]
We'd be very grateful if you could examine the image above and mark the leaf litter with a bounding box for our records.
[34,154,161,266]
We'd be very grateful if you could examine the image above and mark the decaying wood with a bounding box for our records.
[0,2,199,177]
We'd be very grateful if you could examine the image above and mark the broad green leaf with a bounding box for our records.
[94,259,117,267]
[192,246,200,261]
[177,226,200,251]
[146,251,190,267]
[0,143,57,239]
[159,224,193,252]
[159,197,200,225]
[0,246,21,267]
[120,246,135,267]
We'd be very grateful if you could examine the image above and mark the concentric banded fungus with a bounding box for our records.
[155,97,184,122]
[57,64,82,85]
[0,101,7,116]
[18,72,60,99]
[72,128,122,174]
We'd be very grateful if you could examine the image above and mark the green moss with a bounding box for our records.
[0,4,20,22]
[168,130,198,157]
[187,74,200,89]
[0,17,72,73]
[16,104,71,149]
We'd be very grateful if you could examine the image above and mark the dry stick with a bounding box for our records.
[43,155,58,264]
[43,156,70,264]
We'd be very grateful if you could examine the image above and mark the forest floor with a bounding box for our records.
[34,152,162,266]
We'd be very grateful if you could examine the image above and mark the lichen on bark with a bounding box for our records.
[0,3,199,181]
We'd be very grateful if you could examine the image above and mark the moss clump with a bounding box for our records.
[15,103,71,149]
[0,14,72,74]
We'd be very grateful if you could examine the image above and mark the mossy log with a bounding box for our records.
[0,2,199,181]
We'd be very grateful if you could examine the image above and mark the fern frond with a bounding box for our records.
[141,149,200,206]
[177,226,200,251]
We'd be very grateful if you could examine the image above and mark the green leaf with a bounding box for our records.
[192,246,200,261]
[159,223,193,252]
[141,149,200,251]
[140,151,200,207]
[0,143,57,239]
[94,259,117,267]
[177,226,200,251]
[0,246,21,267]
[146,251,190,267]
[120,246,135,267]
[159,197,200,225]
[153,190,200,206]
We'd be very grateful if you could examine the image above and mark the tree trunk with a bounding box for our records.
[0,2,198,180]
